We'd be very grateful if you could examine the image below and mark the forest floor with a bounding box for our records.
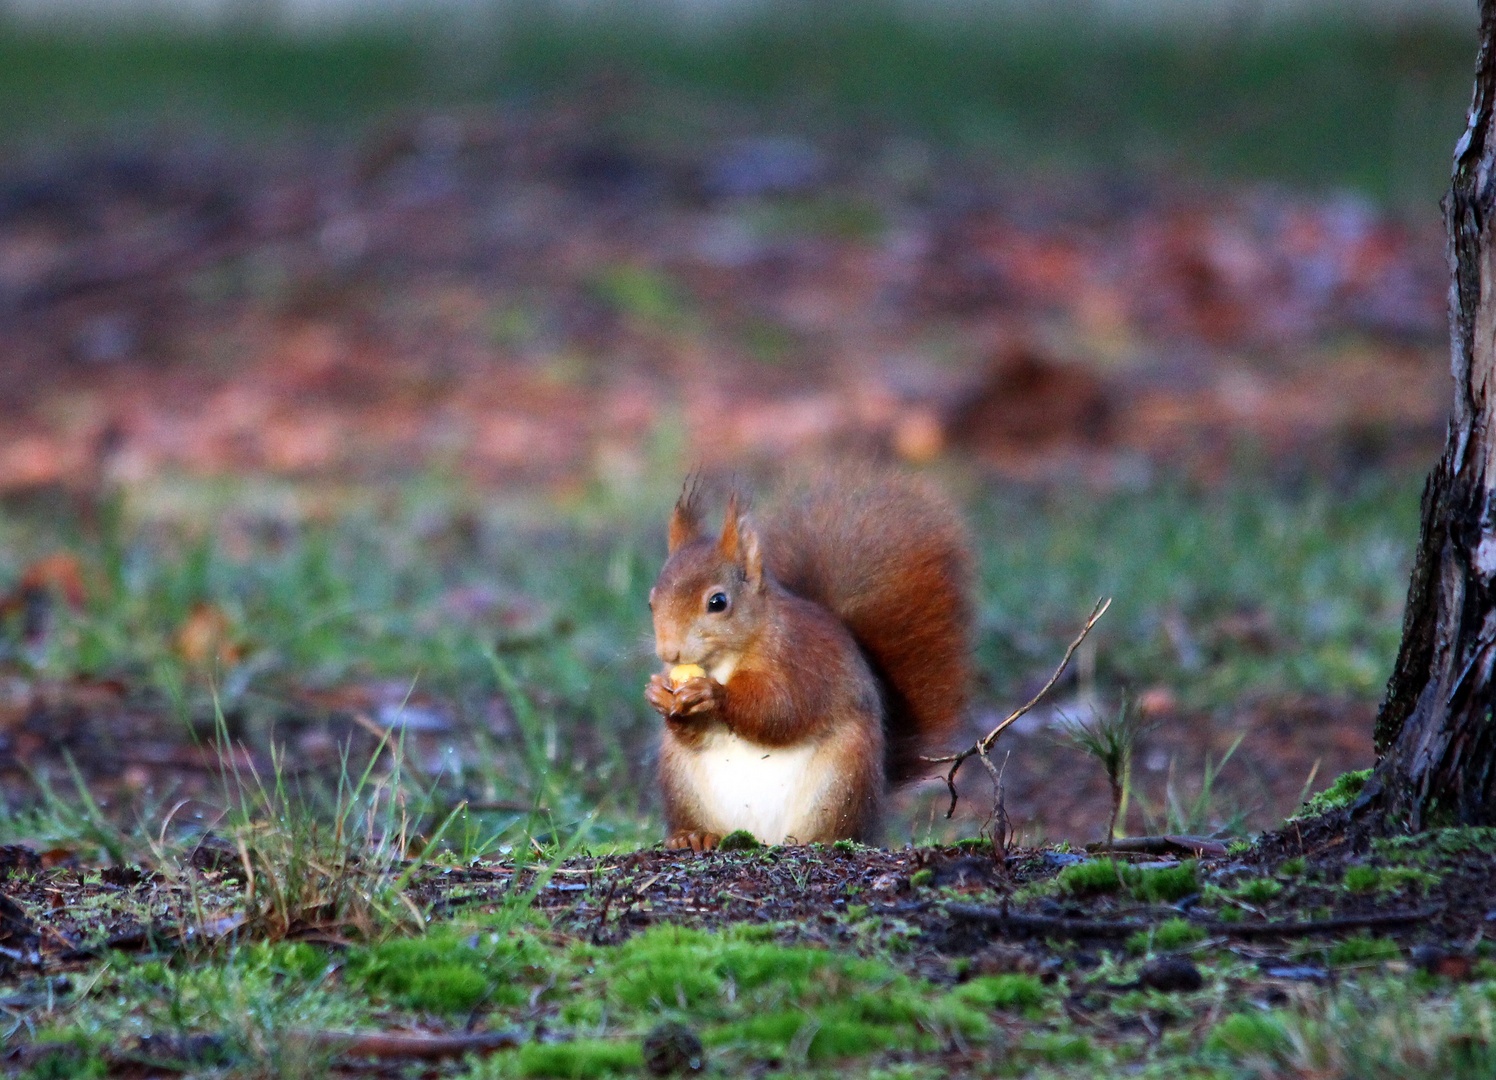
[4,805,1496,1078]
[2,10,1492,1075]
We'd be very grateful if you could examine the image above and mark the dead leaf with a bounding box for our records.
[174,603,244,667]
[0,552,88,643]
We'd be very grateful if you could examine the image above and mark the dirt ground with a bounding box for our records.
[0,112,1450,496]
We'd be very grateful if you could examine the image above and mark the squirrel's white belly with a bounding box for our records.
[683,729,839,844]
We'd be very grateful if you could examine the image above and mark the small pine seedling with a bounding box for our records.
[1057,700,1144,847]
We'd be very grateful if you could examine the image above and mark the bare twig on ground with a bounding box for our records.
[924,598,1112,818]
[298,1029,522,1060]
[983,751,1014,859]
[945,903,1432,939]
[1083,836,1230,858]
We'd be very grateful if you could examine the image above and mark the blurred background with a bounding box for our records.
[0,0,1477,851]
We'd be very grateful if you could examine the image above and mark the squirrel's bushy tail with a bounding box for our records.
[763,469,972,785]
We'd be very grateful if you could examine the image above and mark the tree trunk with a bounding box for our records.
[1363,0,1496,831]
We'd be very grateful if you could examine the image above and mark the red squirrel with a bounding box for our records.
[644,470,972,851]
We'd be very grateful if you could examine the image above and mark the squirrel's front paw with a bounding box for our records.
[671,675,722,720]
[644,673,677,718]
[665,829,721,853]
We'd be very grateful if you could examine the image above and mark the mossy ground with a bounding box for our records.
[4,821,1496,1078]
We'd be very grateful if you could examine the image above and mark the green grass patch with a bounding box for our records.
[0,5,1475,203]
[0,470,1420,849]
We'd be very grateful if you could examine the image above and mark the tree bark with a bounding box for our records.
[1364,0,1496,830]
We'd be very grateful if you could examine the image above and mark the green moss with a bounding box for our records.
[1155,917,1207,950]
[1134,861,1199,903]
[1232,877,1282,904]
[589,265,687,328]
[517,1039,643,1078]
[1327,933,1401,965]
[1058,858,1126,895]
[718,829,760,852]
[1058,858,1196,902]
[1226,839,1253,857]
[345,930,533,1014]
[560,996,605,1026]
[1376,827,1496,863]
[1429,827,1496,854]
[407,964,491,1013]
[711,994,951,1062]
[1207,1011,1289,1058]
[728,923,779,943]
[1278,857,1306,876]
[577,924,985,1065]
[953,974,1045,1010]
[709,1010,803,1049]
[1021,1032,1093,1065]
[1131,917,1206,955]
[1216,905,1243,923]
[606,925,888,1011]
[1379,866,1437,892]
[17,1047,107,1080]
[1296,769,1370,819]
[1010,880,1058,904]
[803,1018,908,1061]
[909,869,934,888]
[1343,865,1381,893]
[250,940,331,982]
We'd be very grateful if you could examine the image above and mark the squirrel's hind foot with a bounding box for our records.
[664,830,721,853]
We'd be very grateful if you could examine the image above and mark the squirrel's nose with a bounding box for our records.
[658,645,680,664]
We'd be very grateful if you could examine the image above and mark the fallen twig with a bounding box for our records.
[1207,912,1433,938]
[1084,836,1230,859]
[946,902,1432,940]
[298,1029,522,1060]
[924,598,1112,818]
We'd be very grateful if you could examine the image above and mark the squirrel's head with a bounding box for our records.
[649,486,769,682]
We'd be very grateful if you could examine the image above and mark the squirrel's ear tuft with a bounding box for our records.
[717,491,743,561]
[668,476,705,553]
[741,524,764,590]
[718,492,764,589]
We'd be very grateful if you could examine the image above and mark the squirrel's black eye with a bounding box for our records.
[707,591,729,613]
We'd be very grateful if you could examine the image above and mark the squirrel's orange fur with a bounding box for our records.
[644,470,972,851]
